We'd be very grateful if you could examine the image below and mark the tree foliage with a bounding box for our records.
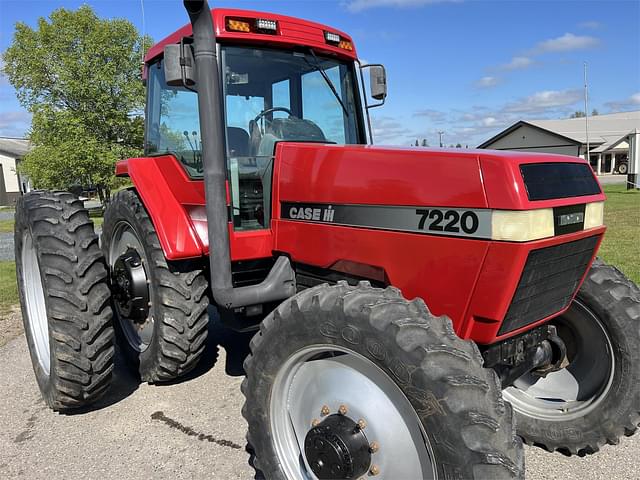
[2,5,151,201]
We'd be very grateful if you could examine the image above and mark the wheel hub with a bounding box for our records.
[304,414,371,479]
[111,248,149,321]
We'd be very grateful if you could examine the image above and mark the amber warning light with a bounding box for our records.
[324,31,353,51]
[227,17,278,34]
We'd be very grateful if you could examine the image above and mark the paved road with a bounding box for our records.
[1,325,639,480]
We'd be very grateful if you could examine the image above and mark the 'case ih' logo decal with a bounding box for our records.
[281,202,492,240]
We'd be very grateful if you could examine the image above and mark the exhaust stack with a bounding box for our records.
[183,0,294,310]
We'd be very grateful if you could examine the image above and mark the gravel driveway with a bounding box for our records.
[1,318,638,480]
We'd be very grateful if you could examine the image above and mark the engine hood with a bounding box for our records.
[274,143,604,211]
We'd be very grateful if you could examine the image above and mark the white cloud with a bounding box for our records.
[579,21,601,30]
[532,33,599,54]
[413,109,446,121]
[501,56,533,71]
[505,89,583,113]
[343,0,458,13]
[0,110,31,138]
[605,92,640,111]
[476,76,500,88]
[371,115,412,144]
[480,116,498,127]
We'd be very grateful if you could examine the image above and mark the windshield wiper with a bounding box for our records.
[305,49,349,117]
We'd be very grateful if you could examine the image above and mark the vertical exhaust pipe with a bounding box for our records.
[183,0,294,310]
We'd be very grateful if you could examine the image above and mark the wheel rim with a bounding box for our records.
[21,231,51,376]
[108,221,153,352]
[270,345,436,480]
[503,299,615,421]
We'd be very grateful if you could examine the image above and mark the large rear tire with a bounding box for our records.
[102,189,209,382]
[15,191,114,411]
[242,282,524,479]
[503,259,640,455]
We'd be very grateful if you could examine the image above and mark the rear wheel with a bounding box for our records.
[102,189,209,382]
[503,259,640,455]
[15,191,114,411]
[242,282,524,479]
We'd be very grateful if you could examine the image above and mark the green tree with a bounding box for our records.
[2,5,151,202]
[570,111,586,118]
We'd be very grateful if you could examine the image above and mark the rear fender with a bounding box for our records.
[116,156,207,260]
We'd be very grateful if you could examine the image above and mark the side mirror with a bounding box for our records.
[360,63,387,109]
[164,42,196,87]
[369,65,387,101]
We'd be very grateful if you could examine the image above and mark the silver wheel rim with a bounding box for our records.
[503,299,615,421]
[108,221,153,352]
[22,231,51,376]
[270,345,436,480]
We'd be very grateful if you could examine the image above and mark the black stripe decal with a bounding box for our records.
[281,202,493,239]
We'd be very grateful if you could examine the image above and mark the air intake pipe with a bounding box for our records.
[183,0,295,309]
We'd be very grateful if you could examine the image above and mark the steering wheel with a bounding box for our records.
[253,107,293,123]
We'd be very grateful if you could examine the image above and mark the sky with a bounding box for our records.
[0,0,639,147]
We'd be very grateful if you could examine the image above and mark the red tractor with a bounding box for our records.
[14,1,640,478]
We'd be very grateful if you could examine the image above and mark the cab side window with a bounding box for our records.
[146,60,203,177]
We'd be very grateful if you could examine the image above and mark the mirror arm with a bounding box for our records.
[357,60,375,145]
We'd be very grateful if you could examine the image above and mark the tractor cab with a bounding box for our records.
[144,9,380,231]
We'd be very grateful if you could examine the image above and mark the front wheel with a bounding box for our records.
[242,282,523,479]
[503,259,640,455]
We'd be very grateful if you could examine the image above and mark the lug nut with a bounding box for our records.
[311,418,320,427]
[369,465,380,476]
[357,418,367,430]
[369,441,379,453]
[338,404,348,415]
[321,405,330,416]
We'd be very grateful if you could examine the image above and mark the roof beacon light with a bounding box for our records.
[256,18,278,32]
[324,31,341,44]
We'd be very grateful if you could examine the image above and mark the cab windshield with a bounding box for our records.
[222,45,363,156]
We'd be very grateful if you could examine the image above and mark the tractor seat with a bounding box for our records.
[227,126,250,157]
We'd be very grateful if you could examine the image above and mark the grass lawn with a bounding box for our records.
[598,184,640,284]
[0,261,18,316]
[0,219,14,234]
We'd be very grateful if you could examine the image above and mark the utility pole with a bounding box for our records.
[584,62,591,169]
[438,131,444,148]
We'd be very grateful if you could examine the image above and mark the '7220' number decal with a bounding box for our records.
[416,208,480,234]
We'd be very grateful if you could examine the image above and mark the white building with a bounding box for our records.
[478,110,640,175]
[0,137,31,206]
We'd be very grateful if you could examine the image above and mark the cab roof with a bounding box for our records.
[145,8,358,64]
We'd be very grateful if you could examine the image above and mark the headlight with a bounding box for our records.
[491,209,554,241]
[584,201,604,229]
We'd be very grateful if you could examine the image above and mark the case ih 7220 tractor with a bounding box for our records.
[14,1,640,478]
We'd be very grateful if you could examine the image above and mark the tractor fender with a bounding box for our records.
[115,156,207,260]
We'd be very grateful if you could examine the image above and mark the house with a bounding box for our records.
[478,110,640,175]
[0,137,31,206]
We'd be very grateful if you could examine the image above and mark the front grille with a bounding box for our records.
[520,163,601,201]
[499,235,599,335]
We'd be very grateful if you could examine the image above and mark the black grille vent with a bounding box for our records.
[499,235,599,335]
[520,163,601,201]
